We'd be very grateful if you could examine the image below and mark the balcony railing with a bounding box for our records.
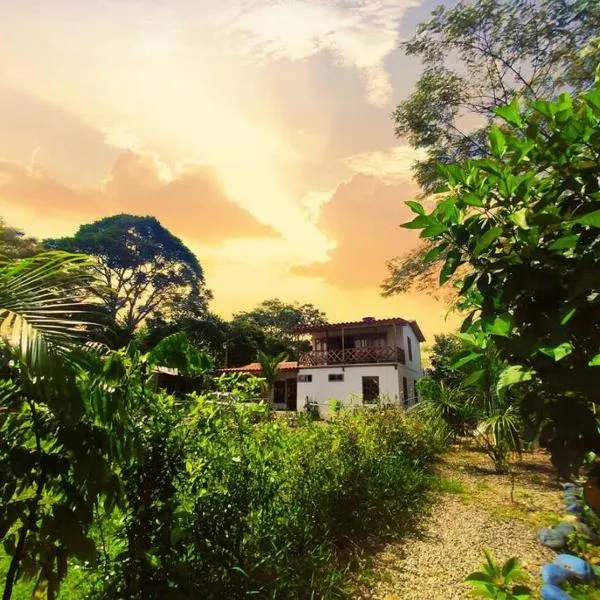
[298,346,406,367]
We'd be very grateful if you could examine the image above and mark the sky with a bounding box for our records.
[0,0,460,344]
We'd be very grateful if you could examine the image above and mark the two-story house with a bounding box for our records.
[294,316,424,414]
[219,316,425,416]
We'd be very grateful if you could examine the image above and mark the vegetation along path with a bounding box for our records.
[357,446,562,599]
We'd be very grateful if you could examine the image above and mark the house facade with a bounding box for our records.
[295,317,424,416]
[220,316,425,417]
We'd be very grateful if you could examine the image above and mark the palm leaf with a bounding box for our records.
[0,251,103,367]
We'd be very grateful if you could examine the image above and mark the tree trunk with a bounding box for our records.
[2,525,28,600]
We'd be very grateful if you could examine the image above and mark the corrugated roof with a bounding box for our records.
[295,317,425,342]
[218,361,299,373]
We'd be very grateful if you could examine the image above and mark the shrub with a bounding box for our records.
[96,402,441,599]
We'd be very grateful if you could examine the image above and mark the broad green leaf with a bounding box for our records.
[497,365,533,392]
[549,235,578,250]
[463,369,484,386]
[589,353,600,367]
[405,200,425,215]
[451,350,480,369]
[540,342,573,361]
[482,314,513,336]
[575,210,600,227]
[510,209,529,230]
[473,226,503,256]
[402,214,432,230]
[439,253,460,285]
[462,193,484,207]
[502,557,519,579]
[489,126,507,157]
[421,223,448,238]
[423,244,445,263]
[494,99,522,127]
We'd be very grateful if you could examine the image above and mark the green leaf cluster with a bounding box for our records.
[403,80,600,476]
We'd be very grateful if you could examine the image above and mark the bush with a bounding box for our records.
[95,401,441,599]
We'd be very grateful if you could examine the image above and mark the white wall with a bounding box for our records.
[402,325,423,376]
[297,364,401,416]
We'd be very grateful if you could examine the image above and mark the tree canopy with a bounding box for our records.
[402,76,600,476]
[45,214,211,343]
[385,0,600,295]
[232,299,327,346]
[0,218,41,260]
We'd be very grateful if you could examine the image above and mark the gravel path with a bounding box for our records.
[356,447,562,599]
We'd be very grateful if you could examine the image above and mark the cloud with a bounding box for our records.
[209,0,421,107]
[0,149,276,245]
[344,145,426,182]
[294,172,420,288]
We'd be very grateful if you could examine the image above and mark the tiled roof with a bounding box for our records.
[295,317,425,342]
[218,361,299,373]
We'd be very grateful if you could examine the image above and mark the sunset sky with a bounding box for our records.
[0,0,460,343]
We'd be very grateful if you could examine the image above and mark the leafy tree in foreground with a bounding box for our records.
[384,0,600,295]
[0,253,130,600]
[45,214,211,344]
[402,75,600,476]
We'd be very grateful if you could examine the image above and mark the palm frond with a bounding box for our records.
[0,251,104,367]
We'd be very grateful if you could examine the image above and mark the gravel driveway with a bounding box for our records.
[356,446,562,599]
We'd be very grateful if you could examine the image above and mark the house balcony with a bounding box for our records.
[298,346,406,367]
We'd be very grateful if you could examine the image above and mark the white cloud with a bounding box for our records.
[207,0,422,107]
[344,145,426,182]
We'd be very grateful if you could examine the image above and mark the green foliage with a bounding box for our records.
[0,253,132,600]
[466,551,531,599]
[416,338,523,473]
[93,403,440,599]
[0,253,441,599]
[434,477,466,494]
[256,350,288,404]
[0,219,40,260]
[427,334,466,387]
[147,331,214,378]
[401,80,600,477]
[394,0,600,191]
[232,298,327,349]
[0,251,102,367]
[45,214,210,342]
[385,0,600,296]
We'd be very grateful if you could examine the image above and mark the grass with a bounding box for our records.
[434,476,467,494]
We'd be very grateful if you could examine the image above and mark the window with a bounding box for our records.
[298,374,312,382]
[402,377,409,406]
[274,381,286,403]
[362,376,380,403]
[328,373,344,382]
[407,336,413,362]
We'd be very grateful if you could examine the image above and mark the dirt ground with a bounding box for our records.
[355,446,562,599]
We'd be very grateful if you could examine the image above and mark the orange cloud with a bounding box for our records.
[0,150,276,244]
[294,173,420,288]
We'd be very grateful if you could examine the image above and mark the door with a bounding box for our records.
[286,378,297,410]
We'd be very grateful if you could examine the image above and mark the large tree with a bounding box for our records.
[401,79,600,477]
[384,0,600,295]
[46,214,210,343]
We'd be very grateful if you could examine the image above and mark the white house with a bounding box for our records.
[220,316,425,417]
[294,316,424,416]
